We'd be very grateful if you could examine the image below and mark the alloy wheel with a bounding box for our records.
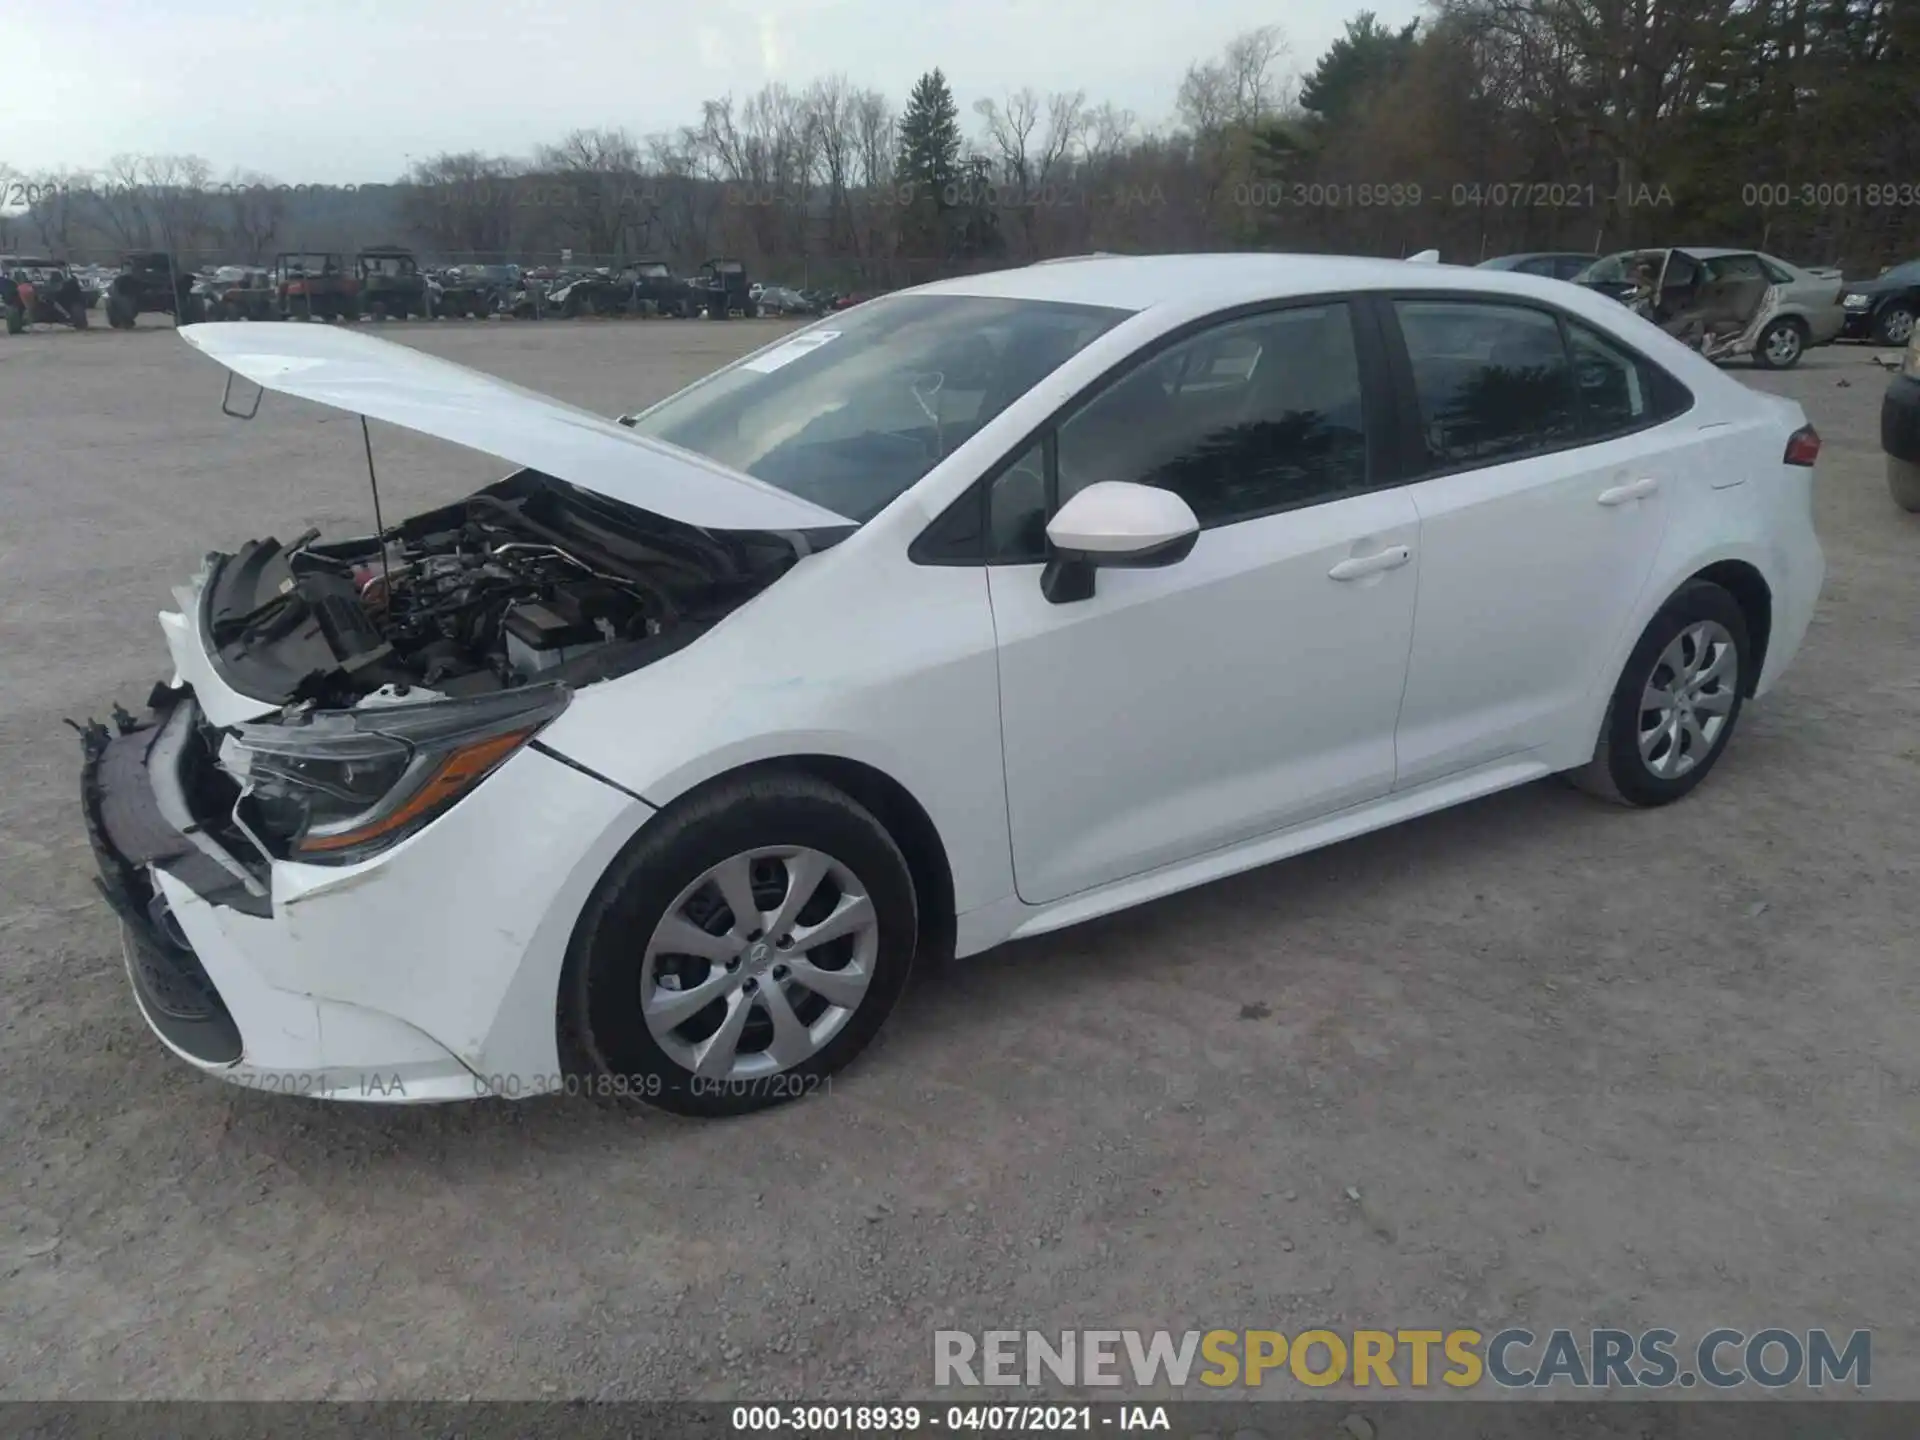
[640,847,878,1080]
[1764,324,1802,366]
[1638,620,1739,780]
[1884,308,1916,345]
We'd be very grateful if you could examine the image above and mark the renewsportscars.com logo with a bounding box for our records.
[933,1327,1871,1391]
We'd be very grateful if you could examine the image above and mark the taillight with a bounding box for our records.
[1784,425,1821,467]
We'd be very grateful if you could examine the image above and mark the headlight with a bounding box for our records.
[232,684,569,865]
[1843,293,1872,308]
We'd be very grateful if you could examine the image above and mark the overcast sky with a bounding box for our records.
[5,0,1423,184]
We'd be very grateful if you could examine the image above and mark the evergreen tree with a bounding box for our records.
[1298,12,1419,125]
[896,69,963,199]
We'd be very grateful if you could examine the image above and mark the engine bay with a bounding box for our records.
[201,470,802,710]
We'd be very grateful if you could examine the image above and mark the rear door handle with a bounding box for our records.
[1327,545,1412,581]
[1598,477,1659,506]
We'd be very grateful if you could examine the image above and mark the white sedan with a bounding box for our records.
[80,253,1825,1115]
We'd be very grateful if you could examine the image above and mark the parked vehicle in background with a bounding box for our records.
[549,269,635,318]
[104,253,203,329]
[3,257,89,332]
[694,258,757,318]
[275,252,359,322]
[87,254,1823,1115]
[357,246,429,319]
[1475,252,1599,281]
[632,261,699,317]
[202,266,277,321]
[1883,324,1920,512]
[756,285,820,316]
[1573,246,1843,369]
[435,264,519,319]
[1840,259,1920,346]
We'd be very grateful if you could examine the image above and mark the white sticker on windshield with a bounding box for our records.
[741,330,841,373]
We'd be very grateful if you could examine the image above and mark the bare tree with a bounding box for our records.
[220,169,285,262]
[534,127,651,259]
[975,88,1088,257]
[400,151,523,259]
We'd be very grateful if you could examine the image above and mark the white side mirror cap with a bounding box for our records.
[1406,248,1442,264]
[1047,481,1199,563]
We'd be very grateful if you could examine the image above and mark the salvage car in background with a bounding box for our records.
[1574,246,1844,369]
[1840,258,1920,346]
[357,246,430,320]
[201,266,277,322]
[81,255,1824,1117]
[3,257,89,332]
[275,252,360,322]
[104,253,204,328]
[1475,251,1599,281]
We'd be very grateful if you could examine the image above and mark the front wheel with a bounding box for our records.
[1873,303,1916,347]
[1752,317,1804,370]
[1570,582,1750,807]
[560,772,918,1117]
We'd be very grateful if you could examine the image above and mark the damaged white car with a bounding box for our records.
[81,255,1824,1115]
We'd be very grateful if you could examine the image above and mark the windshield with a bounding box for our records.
[628,294,1128,522]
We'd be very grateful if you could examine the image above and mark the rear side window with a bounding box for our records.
[1393,300,1578,471]
[1565,320,1693,437]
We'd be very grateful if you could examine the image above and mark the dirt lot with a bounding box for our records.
[1,317,1915,1402]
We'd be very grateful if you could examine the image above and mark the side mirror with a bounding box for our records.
[1041,481,1200,604]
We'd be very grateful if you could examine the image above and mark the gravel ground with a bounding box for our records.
[1,318,1915,1402]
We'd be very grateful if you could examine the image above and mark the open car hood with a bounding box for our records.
[176,323,854,532]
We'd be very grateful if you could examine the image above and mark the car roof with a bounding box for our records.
[914,251,1614,313]
[1478,251,1597,265]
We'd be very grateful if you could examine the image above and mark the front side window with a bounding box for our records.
[630,294,1127,523]
[1054,303,1369,526]
[1394,299,1577,471]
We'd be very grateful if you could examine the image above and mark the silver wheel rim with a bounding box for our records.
[640,847,878,1080]
[1638,620,1738,780]
[1886,310,1916,344]
[1765,325,1801,364]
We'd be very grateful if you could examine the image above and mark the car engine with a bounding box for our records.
[200,473,796,710]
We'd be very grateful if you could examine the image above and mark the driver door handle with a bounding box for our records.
[1327,545,1412,581]
[1598,477,1660,506]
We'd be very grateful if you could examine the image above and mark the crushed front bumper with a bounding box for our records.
[77,684,650,1102]
[78,693,257,1066]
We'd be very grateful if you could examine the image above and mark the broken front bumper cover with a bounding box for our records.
[78,690,485,1099]
[79,693,255,1066]
[76,683,650,1102]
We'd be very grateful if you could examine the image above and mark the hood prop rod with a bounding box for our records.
[360,415,394,601]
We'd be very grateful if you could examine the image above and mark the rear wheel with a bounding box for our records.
[1752,316,1805,370]
[1571,582,1749,807]
[560,772,918,1117]
[1873,303,1917,346]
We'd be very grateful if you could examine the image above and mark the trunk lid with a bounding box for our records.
[176,322,854,533]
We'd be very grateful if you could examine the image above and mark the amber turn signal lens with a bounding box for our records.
[294,728,533,854]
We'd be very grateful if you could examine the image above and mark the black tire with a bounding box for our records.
[1570,581,1751,807]
[1872,303,1917,347]
[1889,456,1920,514]
[559,771,919,1117]
[4,304,23,336]
[1751,316,1804,370]
[71,303,88,330]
